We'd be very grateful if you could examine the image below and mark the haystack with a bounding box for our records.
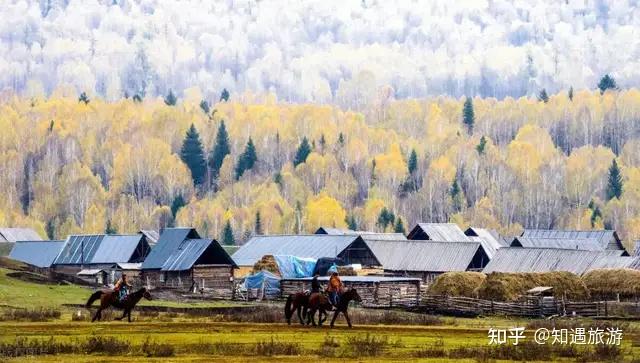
[337,266,356,276]
[477,272,590,301]
[428,272,486,297]
[582,269,640,299]
[252,255,280,275]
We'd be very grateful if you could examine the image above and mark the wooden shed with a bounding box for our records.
[141,228,237,299]
[280,276,421,308]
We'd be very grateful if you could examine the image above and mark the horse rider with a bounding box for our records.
[327,271,343,307]
[310,274,321,294]
[114,273,132,302]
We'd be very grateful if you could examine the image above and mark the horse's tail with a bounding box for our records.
[284,294,294,322]
[85,290,103,308]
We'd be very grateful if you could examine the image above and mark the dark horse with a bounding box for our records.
[306,292,333,326]
[328,289,361,328]
[284,292,309,325]
[85,287,152,322]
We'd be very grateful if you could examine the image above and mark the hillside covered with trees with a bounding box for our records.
[2,81,640,249]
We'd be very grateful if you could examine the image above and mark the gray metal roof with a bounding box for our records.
[8,240,65,268]
[142,228,200,269]
[0,228,43,243]
[91,235,145,263]
[511,237,604,251]
[115,262,142,270]
[232,235,361,266]
[315,227,406,240]
[364,239,482,272]
[465,227,508,248]
[161,239,212,271]
[408,223,470,241]
[54,234,147,265]
[139,230,159,245]
[77,269,106,276]
[483,248,627,275]
[521,229,621,250]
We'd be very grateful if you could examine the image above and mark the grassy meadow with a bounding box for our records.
[1,267,640,362]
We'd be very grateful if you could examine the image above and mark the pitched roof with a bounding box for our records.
[0,228,43,243]
[161,239,213,271]
[315,227,406,240]
[53,234,149,265]
[232,235,362,266]
[9,240,65,268]
[142,228,200,269]
[465,228,508,259]
[139,230,159,245]
[483,248,628,275]
[364,239,484,272]
[521,229,624,251]
[511,236,604,251]
[407,223,469,241]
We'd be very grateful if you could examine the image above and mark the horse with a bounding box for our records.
[85,287,152,323]
[329,288,361,328]
[284,291,310,325]
[305,292,334,327]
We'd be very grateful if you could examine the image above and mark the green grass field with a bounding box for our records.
[1,267,640,362]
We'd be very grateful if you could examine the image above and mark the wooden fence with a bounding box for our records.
[419,295,638,318]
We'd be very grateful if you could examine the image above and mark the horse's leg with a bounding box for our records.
[309,308,317,326]
[91,308,100,322]
[127,309,132,323]
[330,309,340,328]
[297,305,305,325]
[344,310,352,328]
[115,309,126,321]
[318,309,324,326]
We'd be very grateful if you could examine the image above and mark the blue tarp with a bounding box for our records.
[243,270,281,295]
[274,255,316,278]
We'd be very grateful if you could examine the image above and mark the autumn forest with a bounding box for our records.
[2,85,640,250]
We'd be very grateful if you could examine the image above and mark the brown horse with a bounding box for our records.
[284,292,309,325]
[305,292,333,326]
[329,289,361,328]
[85,287,152,322]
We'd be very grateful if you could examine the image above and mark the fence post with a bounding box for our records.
[605,300,608,317]
[491,300,495,315]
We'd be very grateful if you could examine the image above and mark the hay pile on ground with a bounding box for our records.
[252,255,280,275]
[428,272,486,297]
[337,266,356,276]
[477,272,590,301]
[582,269,640,299]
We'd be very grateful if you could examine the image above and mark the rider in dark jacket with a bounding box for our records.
[310,274,321,294]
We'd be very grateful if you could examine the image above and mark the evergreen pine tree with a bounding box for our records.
[337,132,345,146]
[476,136,487,155]
[376,207,395,231]
[170,195,186,217]
[462,97,475,134]
[133,94,143,103]
[591,206,602,227]
[394,218,405,234]
[254,211,262,235]
[45,219,55,240]
[180,124,207,185]
[48,120,54,133]
[319,134,326,154]
[606,159,623,200]
[293,137,311,166]
[209,121,231,179]
[345,214,357,231]
[598,74,617,94]
[78,92,90,105]
[538,88,549,103]
[408,149,418,175]
[235,137,258,180]
[451,179,463,211]
[221,220,235,245]
[199,99,210,114]
[105,219,117,234]
[220,88,230,102]
[568,86,574,101]
[164,89,177,106]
